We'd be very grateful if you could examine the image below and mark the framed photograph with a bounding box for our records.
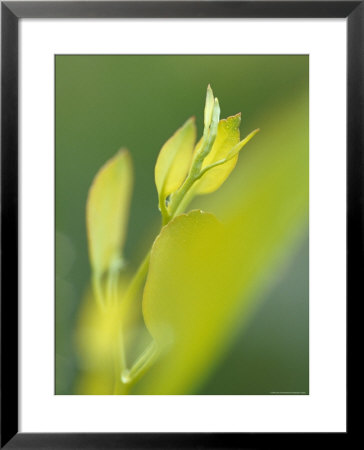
[1,1,355,447]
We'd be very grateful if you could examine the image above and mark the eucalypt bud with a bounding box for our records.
[193,95,221,173]
[204,84,215,133]
[154,85,260,224]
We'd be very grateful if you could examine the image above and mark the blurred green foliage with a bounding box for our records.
[56,55,308,395]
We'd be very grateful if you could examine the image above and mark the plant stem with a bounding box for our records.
[122,251,151,316]
[159,194,170,226]
[121,341,159,386]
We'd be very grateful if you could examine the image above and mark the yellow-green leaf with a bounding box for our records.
[154,118,196,207]
[140,210,233,393]
[194,128,260,182]
[142,203,298,395]
[86,149,133,276]
[194,114,241,194]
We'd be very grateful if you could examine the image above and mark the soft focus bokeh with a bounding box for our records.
[56,55,309,395]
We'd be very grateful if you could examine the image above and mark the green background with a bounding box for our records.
[56,55,309,395]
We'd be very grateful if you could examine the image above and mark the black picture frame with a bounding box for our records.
[1,1,357,448]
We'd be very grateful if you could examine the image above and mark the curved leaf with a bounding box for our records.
[194,114,241,194]
[155,118,196,207]
[86,149,133,276]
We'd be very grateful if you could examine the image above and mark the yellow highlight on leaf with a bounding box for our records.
[155,117,196,208]
[194,114,241,194]
[86,149,133,276]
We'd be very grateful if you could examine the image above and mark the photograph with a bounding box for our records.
[55,54,309,395]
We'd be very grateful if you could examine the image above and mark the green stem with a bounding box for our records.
[196,159,226,180]
[112,273,127,375]
[121,341,159,386]
[122,251,151,316]
[166,173,196,221]
[159,194,170,226]
[174,184,197,217]
[108,269,130,394]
